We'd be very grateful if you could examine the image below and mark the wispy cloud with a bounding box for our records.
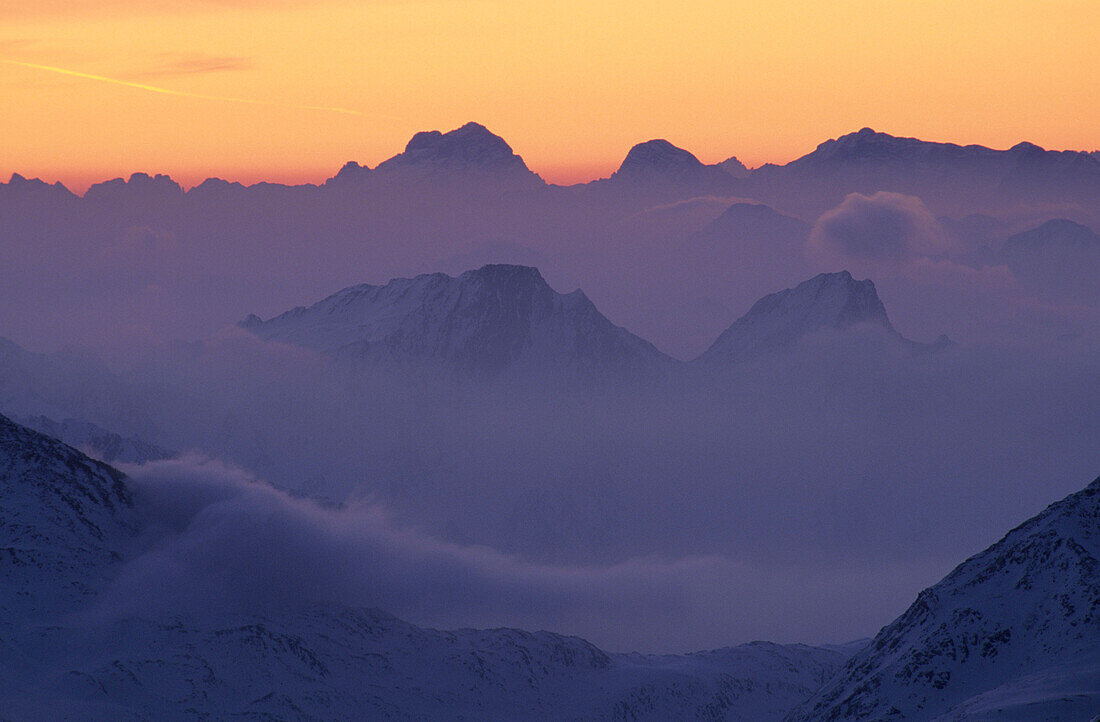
[0,0,357,20]
[125,53,253,79]
[2,58,361,116]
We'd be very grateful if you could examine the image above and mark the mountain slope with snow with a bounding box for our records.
[696,271,941,364]
[0,414,136,620]
[241,264,674,377]
[0,413,850,720]
[787,476,1100,721]
[16,414,173,465]
[2,606,850,722]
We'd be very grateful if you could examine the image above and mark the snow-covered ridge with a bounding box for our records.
[787,475,1100,721]
[241,263,673,376]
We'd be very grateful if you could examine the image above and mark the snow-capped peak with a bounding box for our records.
[240,264,670,377]
[697,271,896,363]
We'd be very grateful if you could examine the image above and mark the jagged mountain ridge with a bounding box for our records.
[0,413,852,720]
[241,264,673,376]
[787,476,1100,721]
[4,124,1097,200]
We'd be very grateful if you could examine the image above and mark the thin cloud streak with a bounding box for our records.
[2,59,364,117]
[128,54,254,79]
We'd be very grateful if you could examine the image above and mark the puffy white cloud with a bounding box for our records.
[809,192,951,269]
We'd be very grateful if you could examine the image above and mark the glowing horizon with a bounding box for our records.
[2,0,1098,191]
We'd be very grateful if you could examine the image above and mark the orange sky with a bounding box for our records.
[1,0,1098,191]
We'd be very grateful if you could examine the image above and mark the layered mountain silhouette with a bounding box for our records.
[697,271,948,364]
[787,475,1100,721]
[748,127,1100,216]
[4,124,1097,212]
[998,218,1100,304]
[687,202,811,279]
[1,122,1094,378]
[609,139,735,188]
[241,264,672,377]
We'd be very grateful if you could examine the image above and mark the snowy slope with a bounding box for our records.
[241,264,674,377]
[1,607,849,722]
[787,476,1100,721]
[697,271,926,364]
[0,414,849,720]
[16,414,173,464]
[0,414,136,620]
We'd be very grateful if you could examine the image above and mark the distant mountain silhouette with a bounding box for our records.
[84,173,185,204]
[374,122,543,183]
[0,123,1095,361]
[999,218,1100,304]
[606,139,735,191]
[718,155,751,178]
[747,127,1100,217]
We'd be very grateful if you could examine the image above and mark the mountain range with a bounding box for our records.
[2,412,1096,719]
[7,123,1099,213]
[2,121,1095,361]
[241,265,944,373]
